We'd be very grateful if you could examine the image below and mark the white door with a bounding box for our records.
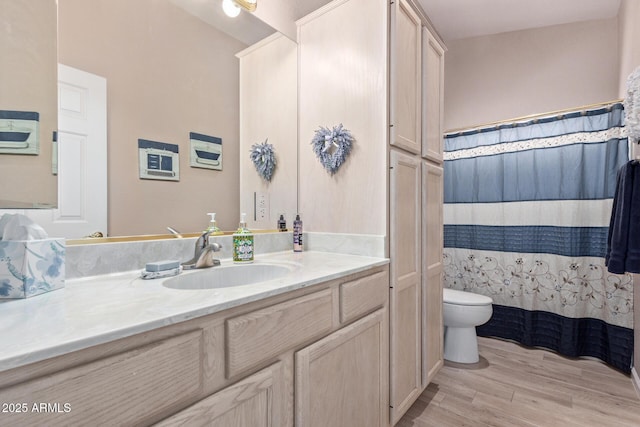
[29,64,107,238]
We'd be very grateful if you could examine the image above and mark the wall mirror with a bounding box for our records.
[1,0,331,239]
[57,0,300,238]
[0,0,58,208]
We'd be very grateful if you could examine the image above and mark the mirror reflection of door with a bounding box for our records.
[29,65,107,238]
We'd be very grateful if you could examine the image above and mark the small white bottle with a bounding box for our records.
[204,213,223,235]
[293,214,303,252]
[233,213,254,263]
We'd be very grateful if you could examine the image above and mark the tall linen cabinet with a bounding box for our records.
[389,0,445,423]
[298,0,445,424]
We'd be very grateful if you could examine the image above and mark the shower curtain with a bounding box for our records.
[443,103,634,373]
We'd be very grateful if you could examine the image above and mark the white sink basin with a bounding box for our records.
[163,263,293,290]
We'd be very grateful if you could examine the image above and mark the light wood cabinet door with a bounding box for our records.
[390,0,422,155]
[389,149,422,424]
[422,28,445,163]
[422,162,444,387]
[295,309,388,427]
[156,361,288,427]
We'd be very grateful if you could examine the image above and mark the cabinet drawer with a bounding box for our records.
[0,330,203,427]
[340,269,388,323]
[226,289,333,378]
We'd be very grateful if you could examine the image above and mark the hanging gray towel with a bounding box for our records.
[605,160,640,273]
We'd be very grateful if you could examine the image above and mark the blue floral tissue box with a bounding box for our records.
[0,239,65,299]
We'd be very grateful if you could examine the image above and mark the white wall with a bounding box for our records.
[444,18,619,131]
[0,0,57,207]
[238,33,298,230]
[252,0,297,41]
[297,0,388,235]
[618,0,640,99]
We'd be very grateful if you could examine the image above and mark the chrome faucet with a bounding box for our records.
[167,226,183,238]
[181,231,222,269]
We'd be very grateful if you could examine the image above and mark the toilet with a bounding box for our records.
[443,288,493,364]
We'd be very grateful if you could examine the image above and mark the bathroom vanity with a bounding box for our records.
[0,0,446,424]
[0,251,389,426]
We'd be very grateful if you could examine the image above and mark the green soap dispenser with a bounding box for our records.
[233,213,254,263]
[204,213,223,235]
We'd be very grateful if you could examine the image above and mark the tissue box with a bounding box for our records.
[0,238,65,299]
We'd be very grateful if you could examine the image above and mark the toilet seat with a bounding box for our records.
[443,288,492,306]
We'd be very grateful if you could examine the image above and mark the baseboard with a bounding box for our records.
[632,367,640,399]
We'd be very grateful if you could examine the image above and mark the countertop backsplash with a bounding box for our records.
[65,232,387,279]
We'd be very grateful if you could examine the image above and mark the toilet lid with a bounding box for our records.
[443,288,493,305]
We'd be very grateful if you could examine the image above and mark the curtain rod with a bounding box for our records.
[445,99,624,134]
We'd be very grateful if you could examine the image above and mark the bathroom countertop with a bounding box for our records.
[0,251,388,373]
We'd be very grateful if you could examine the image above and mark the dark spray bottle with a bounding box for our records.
[293,214,303,252]
[278,214,287,232]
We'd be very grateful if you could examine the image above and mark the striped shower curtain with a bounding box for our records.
[443,103,634,372]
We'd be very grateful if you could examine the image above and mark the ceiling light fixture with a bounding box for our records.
[222,0,257,18]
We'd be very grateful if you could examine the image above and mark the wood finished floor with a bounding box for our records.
[397,337,640,427]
